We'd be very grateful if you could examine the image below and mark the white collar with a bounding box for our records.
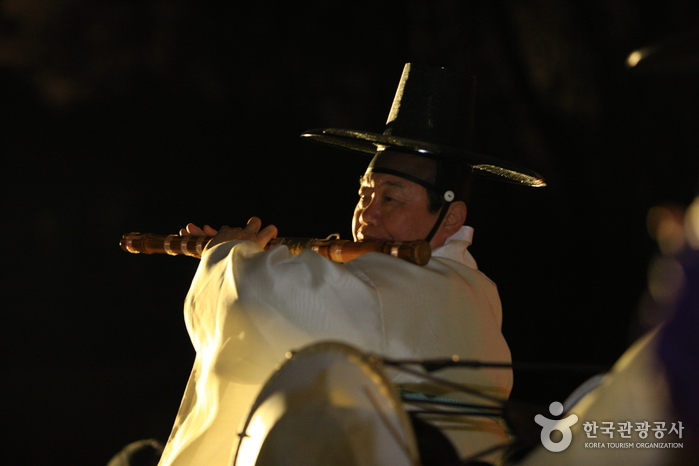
[432,226,478,269]
[443,225,474,247]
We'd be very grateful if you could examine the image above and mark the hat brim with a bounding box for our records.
[301,128,546,187]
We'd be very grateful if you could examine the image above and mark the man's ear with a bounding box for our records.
[442,201,467,236]
[430,201,468,249]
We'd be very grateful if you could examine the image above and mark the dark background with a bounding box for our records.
[2,1,698,464]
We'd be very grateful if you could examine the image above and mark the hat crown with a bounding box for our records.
[300,63,546,188]
[384,63,476,151]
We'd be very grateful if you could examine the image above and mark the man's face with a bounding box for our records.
[352,172,439,243]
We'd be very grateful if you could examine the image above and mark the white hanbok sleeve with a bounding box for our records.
[184,240,387,385]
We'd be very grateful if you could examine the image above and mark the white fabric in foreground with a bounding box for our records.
[517,328,683,466]
[234,342,420,466]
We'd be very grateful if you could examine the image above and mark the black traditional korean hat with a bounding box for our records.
[301,63,546,241]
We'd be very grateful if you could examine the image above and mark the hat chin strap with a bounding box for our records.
[424,200,450,243]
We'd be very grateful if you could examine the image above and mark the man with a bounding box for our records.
[156,63,545,466]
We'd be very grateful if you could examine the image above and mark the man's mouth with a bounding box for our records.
[356,231,390,242]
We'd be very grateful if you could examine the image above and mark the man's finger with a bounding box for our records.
[203,224,219,236]
[257,224,278,247]
[185,223,206,236]
[245,217,262,232]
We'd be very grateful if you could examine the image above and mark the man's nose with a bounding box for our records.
[359,198,381,225]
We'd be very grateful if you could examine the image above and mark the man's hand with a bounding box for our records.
[180,218,277,251]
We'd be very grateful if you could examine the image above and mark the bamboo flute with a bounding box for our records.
[120,232,431,265]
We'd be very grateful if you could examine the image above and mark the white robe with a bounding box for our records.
[158,227,513,465]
